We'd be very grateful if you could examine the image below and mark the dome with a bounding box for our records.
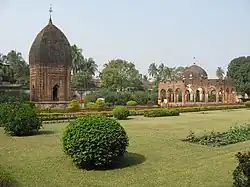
[183,64,208,79]
[29,18,72,67]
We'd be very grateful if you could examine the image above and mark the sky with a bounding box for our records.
[0,0,250,78]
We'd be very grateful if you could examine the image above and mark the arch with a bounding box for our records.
[160,89,166,102]
[185,90,191,102]
[32,85,36,101]
[167,88,174,102]
[208,89,216,102]
[225,88,229,103]
[196,87,205,102]
[52,84,59,101]
[218,88,223,102]
[175,88,182,102]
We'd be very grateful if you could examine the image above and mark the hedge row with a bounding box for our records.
[39,105,245,121]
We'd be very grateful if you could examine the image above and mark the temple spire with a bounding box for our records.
[49,4,53,24]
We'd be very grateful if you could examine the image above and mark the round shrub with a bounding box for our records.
[1,102,42,136]
[126,100,137,106]
[113,106,130,120]
[245,101,250,108]
[86,102,98,108]
[67,99,80,112]
[62,115,129,169]
[95,99,104,108]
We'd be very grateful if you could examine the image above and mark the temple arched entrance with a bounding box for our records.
[52,84,59,101]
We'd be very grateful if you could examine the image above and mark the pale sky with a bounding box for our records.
[0,0,250,78]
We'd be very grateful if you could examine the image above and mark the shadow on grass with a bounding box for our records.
[91,152,146,171]
[36,130,56,136]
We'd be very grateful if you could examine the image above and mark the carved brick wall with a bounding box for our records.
[30,64,71,102]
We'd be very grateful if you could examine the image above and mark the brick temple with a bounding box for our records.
[29,15,72,102]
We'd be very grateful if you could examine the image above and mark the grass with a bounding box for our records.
[0,109,250,187]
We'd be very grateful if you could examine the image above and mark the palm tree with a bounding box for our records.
[148,63,158,79]
[216,67,225,79]
[71,45,84,75]
[80,57,98,76]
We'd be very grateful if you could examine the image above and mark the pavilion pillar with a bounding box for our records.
[193,93,196,103]
[182,93,185,105]
[205,93,208,103]
[216,93,219,103]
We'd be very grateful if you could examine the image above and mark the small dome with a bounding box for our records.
[29,18,72,67]
[183,64,208,79]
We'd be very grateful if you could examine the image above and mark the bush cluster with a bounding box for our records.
[144,108,180,117]
[126,100,137,106]
[67,99,80,112]
[113,106,130,120]
[245,101,250,108]
[84,89,158,106]
[233,151,250,187]
[62,115,129,169]
[0,102,42,136]
[183,124,250,147]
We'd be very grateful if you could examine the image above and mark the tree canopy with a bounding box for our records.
[227,56,250,95]
[100,59,143,91]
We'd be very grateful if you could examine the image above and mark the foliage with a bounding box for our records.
[0,167,17,187]
[62,115,129,169]
[71,71,96,90]
[95,99,104,108]
[1,102,42,136]
[183,124,250,147]
[144,108,180,117]
[227,56,250,95]
[245,101,250,108]
[86,102,98,108]
[216,67,225,79]
[100,59,143,91]
[0,91,29,104]
[126,100,137,106]
[113,106,130,120]
[84,89,158,106]
[67,99,80,112]
[232,151,250,187]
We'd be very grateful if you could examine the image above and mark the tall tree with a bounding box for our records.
[100,59,142,91]
[227,56,250,95]
[216,67,225,79]
[148,63,158,78]
[71,44,84,75]
[5,50,29,85]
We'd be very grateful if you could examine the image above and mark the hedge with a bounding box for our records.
[39,105,245,122]
[144,108,180,117]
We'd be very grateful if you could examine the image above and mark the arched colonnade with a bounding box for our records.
[159,87,236,104]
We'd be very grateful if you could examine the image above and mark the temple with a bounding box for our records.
[158,63,236,105]
[29,10,72,102]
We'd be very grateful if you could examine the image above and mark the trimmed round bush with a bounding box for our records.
[245,101,250,108]
[113,106,130,120]
[62,115,129,169]
[86,102,98,108]
[1,102,42,136]
[95,99,104,108]
[126,100,137,106]
[67,99,80,112]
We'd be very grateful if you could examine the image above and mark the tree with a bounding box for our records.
[71,71,95,91]
[4,50,29,85]
[216,67,225,79]
[100,59,142,91]
[71,44,84,75]
[227,56,250,95]
[148,63,158,79]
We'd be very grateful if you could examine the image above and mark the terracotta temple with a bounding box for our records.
[158,64,237,105]
[29,15,72,102]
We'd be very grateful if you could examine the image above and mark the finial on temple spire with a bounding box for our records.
[49,4,53,24]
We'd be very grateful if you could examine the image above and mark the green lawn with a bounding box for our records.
[1,109,250,187]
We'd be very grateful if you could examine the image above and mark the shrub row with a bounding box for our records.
[144,108,180,117]
[183,124,250,147]
[39,105,245,121]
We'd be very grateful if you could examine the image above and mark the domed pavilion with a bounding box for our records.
[158,63,236,105]
[29,15,72,102]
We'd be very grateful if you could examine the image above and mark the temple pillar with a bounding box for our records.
[193,93,196,103]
